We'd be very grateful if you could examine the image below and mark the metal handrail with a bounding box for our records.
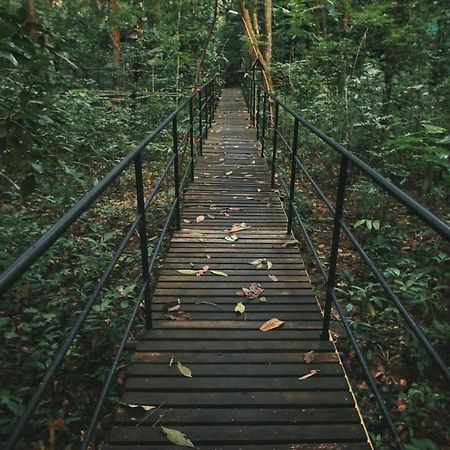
[243,66,450,448]
[1,79,220,450]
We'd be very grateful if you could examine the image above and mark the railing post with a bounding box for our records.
[256,85,260,140]
[261,90,267,157]
[189,97,195,182]
[205,83,209,140]
[198,89,203,156]
[271,101,279,188]
[172,115,181,230]
[287,117,299,234]
[252,65,256,125]
[134,154,152,329]
[321,156,348,340]
[209,81,214,126]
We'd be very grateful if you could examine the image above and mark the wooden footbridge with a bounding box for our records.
[106,88,371,448]
[2,79,449,450]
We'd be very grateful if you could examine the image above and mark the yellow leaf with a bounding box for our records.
[234,302,246,314]
[260,318,285,332]
[225,171,233,176]
[267,260,273,269]
[177,361,192,378]
[161,426,195,448]
[210,270,228,277]
[298,369,319,380]
[177,269,198,275]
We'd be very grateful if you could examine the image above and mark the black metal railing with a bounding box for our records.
[0,79,220,450]
[243,62,450,449]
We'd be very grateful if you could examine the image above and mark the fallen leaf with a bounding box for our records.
[196,265,209,276]
[125,404,156,411]
[242,283,264,299]
[267,260,273,269]
[162,299,181,312]
[161,426,195,448]
[219,158,225,162]
[298,369,319,380]
[234,302,246,314]
[268,274,278,282]
[225,171,233,176]
[166,311,191,321]
[224,234,238,242]
[249,258,271,270]
[207,214,215,219]
[196,215,205,223]
[283,239,299,247]
[230,222,251,232]
[259,296,267,303]
[206,254,211,259]
[177,362,192,378]
[260,318,285,332]
[210,270,228,277]
[169,355,174,367]
[177,269,198,275]
[304,350,315,363]
[228,207,241,211]
[183,219,191,224]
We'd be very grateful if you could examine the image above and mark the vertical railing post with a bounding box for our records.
[256,85,260,140]
[209,81,214,126]
[252,65,256,124]
[189,97,195,181]
[271,101,279,188]
[134,154,152,329]
[287,117,299,234]
[198,89,203,156]
[321,156,348,340]
[172,115,181,230]
[205,83,209,140]
[261,90,267,157]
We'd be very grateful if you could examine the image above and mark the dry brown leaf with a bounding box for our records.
[268,275,278,282]
[166,311,191,321]
[304,350,315,363]
[196,215,205,223]
[196,265,209,276]
[260,318,285,332]
[298,369,319,380]
[242,283,264,299]
[177,361,192,378]
[162,300,181,313]
[230,222,251,232]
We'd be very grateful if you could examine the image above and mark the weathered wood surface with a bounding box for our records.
[106,88,371,449]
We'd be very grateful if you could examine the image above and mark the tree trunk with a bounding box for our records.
[193,0,219,88]
[111,0,121,68]
[239,0,274,92]
[264,0,272,66]
[24,0,37,39]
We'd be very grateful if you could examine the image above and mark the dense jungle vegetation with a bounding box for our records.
[0,1,448,449]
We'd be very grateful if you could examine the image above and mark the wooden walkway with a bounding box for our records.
[106,88,371,449]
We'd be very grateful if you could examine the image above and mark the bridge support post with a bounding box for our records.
[134,154,152,329]
[271,101,279,188]
[321,156,348,339]
[251,65,256,125]
[256,85,261,140]
[189,97,195,182]
[205,84,209,140]
[287,117,299,234]
[261,90,267,157]
[172,116,181,230]
[198,90,203,156]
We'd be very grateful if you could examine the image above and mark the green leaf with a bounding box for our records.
[0,50,18,66]
[161,426,195,448]
[177,269,198,275]
[210,270,228,277]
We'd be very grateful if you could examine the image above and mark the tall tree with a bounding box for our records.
[264,0,272,66]
[111,0,121,67]
[239,0,274,91]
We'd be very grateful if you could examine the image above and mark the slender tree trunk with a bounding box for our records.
[193,0,219,88]
[111,0,121,68]
[264,0,272,66]
[24,0,37,39]
[252,1,260,36]
[239,0,274,92]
